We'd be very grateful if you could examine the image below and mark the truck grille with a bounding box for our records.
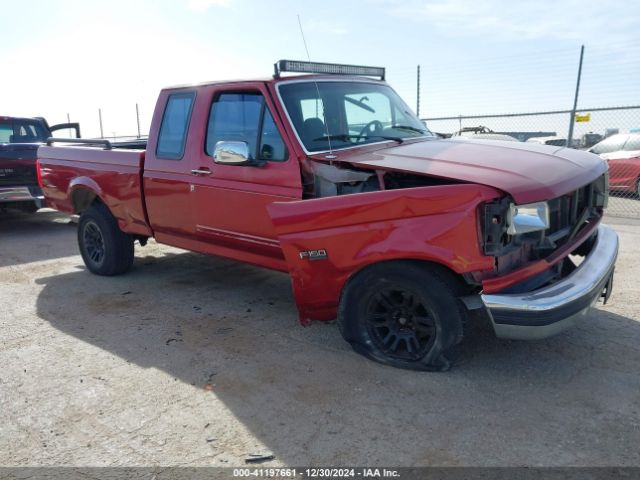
[482,173,608,281]
[545,173,607,248]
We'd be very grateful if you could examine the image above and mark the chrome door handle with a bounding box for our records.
[191,168,211,175]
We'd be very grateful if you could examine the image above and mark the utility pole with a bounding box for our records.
[566,45,585,148]
[98,108,104,138]
[67,113,71,137]
[136,103,141,139]
[416,65,421,117]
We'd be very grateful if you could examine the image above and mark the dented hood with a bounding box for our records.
[339,138,608,204]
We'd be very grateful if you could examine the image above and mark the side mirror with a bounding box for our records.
[213,141,265,167]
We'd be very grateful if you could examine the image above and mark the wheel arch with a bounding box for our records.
[69,177,104,214]
[343,258,471,297]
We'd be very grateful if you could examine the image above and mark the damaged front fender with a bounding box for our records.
[267,184,501,324]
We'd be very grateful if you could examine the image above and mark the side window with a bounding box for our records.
[156,92,195,160]
[260,109,287,161]
[206,92,287,162]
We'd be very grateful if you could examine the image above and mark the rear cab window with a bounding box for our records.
[156,92,196,159]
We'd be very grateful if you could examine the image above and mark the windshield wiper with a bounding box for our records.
[390,125,426,134]
[364,135,404,144]
[313,134,359,141]
[313,134,403,144]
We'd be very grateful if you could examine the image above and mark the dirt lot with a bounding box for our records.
[1,209,639,467]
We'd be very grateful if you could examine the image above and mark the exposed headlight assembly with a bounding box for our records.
[506,201,550,235]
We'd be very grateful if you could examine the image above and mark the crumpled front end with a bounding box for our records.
[482,223,617,340]
[267,184,502,324]
[466,173,618,339]
[478,173,609,294]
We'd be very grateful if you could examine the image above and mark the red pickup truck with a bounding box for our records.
[38,60,618,371]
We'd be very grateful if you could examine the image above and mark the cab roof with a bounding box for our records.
[163,74,387,92]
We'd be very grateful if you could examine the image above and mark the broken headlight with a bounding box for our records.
[506,201,550,235]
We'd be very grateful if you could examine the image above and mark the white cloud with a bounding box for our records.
[188,0,232,11]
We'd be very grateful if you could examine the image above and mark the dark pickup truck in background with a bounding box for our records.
[0,115,79,213]
[37,60,618,371]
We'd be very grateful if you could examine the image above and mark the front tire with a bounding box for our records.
[78,203,134,275]
[338,261,467,371]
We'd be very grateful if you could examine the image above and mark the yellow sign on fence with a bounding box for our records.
[575,113,591,122]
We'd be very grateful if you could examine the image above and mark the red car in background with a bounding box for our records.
[590,133,640,197]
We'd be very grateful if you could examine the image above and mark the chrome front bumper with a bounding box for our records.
[0,186,44,207]
[481,224,618,340]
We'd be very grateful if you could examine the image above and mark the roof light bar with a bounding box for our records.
[274,59,385,80]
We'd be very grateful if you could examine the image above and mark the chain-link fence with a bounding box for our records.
[422,106,640,218]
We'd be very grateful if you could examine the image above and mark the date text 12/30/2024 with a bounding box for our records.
[233,468,400,478]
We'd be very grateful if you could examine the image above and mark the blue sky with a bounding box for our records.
[1,0,638,138]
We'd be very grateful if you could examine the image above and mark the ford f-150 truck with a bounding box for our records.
[1,116,79,213]
[37,60,618,371]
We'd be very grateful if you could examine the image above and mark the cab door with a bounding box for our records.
[188,83,302,267]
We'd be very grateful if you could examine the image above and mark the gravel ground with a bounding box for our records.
[0,209,639,467]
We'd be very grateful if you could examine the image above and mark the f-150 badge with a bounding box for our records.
[299,249,328,261]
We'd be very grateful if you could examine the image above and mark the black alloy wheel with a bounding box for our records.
[82,220,106,267]
[365,287,436,361]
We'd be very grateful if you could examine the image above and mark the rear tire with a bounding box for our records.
[78,203,134,275]
[338,261,467,371]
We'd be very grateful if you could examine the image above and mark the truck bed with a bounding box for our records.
[38,144,152,236]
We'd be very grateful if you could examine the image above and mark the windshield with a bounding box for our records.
[590,134,629,155]
[278,81,433,152]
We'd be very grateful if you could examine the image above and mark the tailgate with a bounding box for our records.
[0,144,38,187]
